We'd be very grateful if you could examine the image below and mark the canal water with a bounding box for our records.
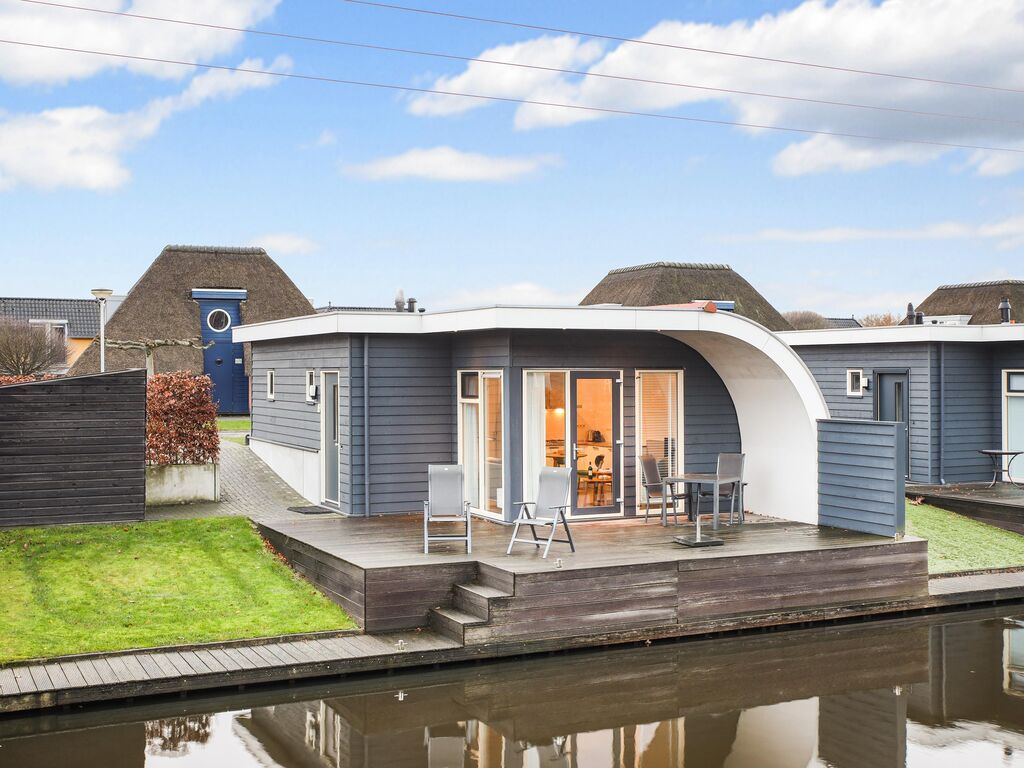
[3,606,1024,767]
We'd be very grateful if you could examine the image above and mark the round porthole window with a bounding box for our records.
[206,309,231,332]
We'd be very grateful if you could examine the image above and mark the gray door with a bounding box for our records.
[323,372,340,504]
[877,372,909,478]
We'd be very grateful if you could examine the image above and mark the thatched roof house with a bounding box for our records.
[69,246,313,408]
[915,279,1024,325]
[581,262,791,331]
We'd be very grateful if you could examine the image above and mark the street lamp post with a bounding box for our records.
[90,288,113,372]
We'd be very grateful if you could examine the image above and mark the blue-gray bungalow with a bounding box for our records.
[782,322,1024,485]
[234,303,845,526]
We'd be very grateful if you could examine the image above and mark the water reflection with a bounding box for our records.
[4,607,1024,767]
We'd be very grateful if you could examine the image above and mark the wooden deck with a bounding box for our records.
[259,514,931,638]
[908,482,1024,534]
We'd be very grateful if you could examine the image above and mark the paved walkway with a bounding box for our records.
[146,439,310,523]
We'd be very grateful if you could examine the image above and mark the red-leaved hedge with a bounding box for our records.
[0,373,61,386]
[146,372,220,465]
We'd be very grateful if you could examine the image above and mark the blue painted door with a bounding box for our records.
[196,297,248,414]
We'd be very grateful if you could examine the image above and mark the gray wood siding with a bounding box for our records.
[939,343,996,482]
[251,335,349,453]
[818,419,905,537]
[507,331,740,516]
[0,370,146,527]
[351,335,456,515]
[796,344,935,483]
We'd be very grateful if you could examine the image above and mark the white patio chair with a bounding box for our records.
[423,465,472,554]
[507,466,574,559]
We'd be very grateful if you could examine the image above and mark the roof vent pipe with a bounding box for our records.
[999,296,1012,324]
[394,289,406,311]
[406,298,417,313]
[905,302,916,325]
[915,312,924,325]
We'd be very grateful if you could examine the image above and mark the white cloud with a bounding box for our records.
[250,232,320,255]
[433,281,584,310]
[314,129,336,147]
[0,56,290,191]
[0,0,280,85]
[726,215,1024,250]
[409,0,1024,175]
[345,146,560,182]
[408,35,605,122]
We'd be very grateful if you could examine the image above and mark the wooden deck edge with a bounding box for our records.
[3,577,1024,716]
[0,628,362,671]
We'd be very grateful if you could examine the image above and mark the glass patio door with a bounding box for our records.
[1007,371,1024,483]
[570,372,621,516]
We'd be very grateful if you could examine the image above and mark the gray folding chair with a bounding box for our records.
[507,466,574,559]
[695,453,746,526]
[638,453,687,525]
[423,465,472,553]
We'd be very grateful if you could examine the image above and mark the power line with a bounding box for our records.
[344,0,1024,96]
[4,37,1024,157]
[18,0,1024,128]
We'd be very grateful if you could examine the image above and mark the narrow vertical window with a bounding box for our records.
[266,370,276,400]
[637,371,683,502]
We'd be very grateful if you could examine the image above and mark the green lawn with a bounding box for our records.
[907,501,1024,574]
[0,517,355,662]
[218,416,251,432]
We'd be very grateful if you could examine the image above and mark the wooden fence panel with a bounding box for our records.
[819,419,906,537]
[0,370,146,527]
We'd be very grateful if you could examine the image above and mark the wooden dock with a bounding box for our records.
[3,515,1024,715]
[908,482,1024,534]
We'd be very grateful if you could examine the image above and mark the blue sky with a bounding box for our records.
[2,0,1023,317]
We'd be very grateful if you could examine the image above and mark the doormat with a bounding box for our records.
[287,505,336,515]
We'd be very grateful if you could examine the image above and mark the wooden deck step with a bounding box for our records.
[453,583,512,619]
[429,606,488,643]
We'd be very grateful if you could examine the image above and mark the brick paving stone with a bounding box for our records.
[146,439,313,522]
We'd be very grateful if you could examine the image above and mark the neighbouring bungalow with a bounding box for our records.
[233,301,906,533]
[69,245,314,414]
[581,261,793,332]
[781,279,1024,486]
[0,296,121,372]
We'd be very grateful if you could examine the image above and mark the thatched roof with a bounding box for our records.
[915,279,1024,325]
[581,262,791,331]
[69,245,314,375]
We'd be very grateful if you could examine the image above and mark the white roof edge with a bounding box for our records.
[779,324,1024,346]
[232,304,771,343]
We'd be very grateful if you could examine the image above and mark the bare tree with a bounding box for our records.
[0,319,68,375]
[860,311,901,327]
[782,310,830,330]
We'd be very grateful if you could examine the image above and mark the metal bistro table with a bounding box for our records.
[660,472,745,530]
[979,449,1024,489]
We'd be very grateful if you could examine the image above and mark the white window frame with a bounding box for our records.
[636,370,686,515]
[305,369,317,403]
[457,369,504,520]
[846,369,866,397]
[1003,369,1024,478]
[206,308,232,333]
[266,369,276,400]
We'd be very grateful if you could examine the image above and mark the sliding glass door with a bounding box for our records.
[523,371,568,503]
[458,370,503,518]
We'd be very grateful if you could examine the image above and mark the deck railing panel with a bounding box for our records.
[818,418,906,537]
